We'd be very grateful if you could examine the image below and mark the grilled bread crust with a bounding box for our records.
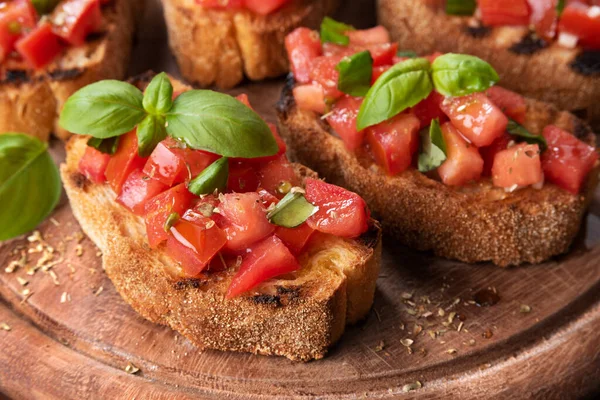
[0,0,144,142]
[377,0,600,129]
[161,0,340,89]
[277,76,599,267]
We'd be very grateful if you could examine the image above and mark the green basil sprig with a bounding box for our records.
[418,119,447,173]
[336,51,373,97]
[187,157,229,195]
[507,118,548,151]
[143,72,173,115]
[431,53,499,97]
[87,136,120,155]
[0,134,61,241]
[267,191,318,229]
[445,0,476,15]
[357,58,433,130]
[320,17,355,46]
[31,0,61,15]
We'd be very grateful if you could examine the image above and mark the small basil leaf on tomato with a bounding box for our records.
[87,136,120,155]
[187,157,229,195]
[166,90,277,158]
[418,119,447,173]
[396,50,418,58]
[164,212,180,233]
[136,114,167,157]
[320,17,355,46]
[0,134,60,240]
[357,57,433,130]
[506,118,548,151]
[445,0,476,15]
[336,50,373,97]
[31,0,60,15]
[431,53,499,97]
[556,0,565,16]
[143,72,174,115]
[267,191,318,229]
[60,80,146,139]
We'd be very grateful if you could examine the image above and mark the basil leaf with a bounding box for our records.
[507,118,547,151]
[431,53,499,97]
[267,192,318,229]
[556,0,565,16]
[31,0,61,15]
[60,80,146,139]
[164,212,180,233]
[143,72,174,115]
[445,0,476,15]
[137,115,167,157]
[396,50,418,58]
[357,58,433,130]
[87,136,120,155]
[336,51,373,97]
[320,17,355,46]
[187,157,229,195]
[0,134,60,240]
[418,119,447,173]
[166,90,278,158]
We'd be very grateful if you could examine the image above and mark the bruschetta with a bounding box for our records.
[161,0,340,88]
[0,0,143,142]
[277,21,599,266]
[60,73,381,361]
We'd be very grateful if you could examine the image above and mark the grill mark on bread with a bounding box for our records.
[570,51,600,76]
[173,279,205,290]
[463,25,491,38]
[252,294,282,306]
[509,33,547,55]
[48,68,86,81]
[71,172,90,191]
[3,70,30,84]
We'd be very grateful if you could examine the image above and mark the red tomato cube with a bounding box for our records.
[226,235,300,298]
[15,23,63,69]
[441,92,508,148]
[293,84,326,114]
[347,26,391,45]
[541,125,599,194]
[367,42,399,66]
[196,0,244,9]
[144,184,195,248]
[78,146,110,183]
[143,140,187,186]
[105,130,147,194]
[0,0,38,62]
[492,143,543,189]
[310,55,343,99]
[275,223,315,255]
[227,161,260,193]
[477,0,531,26]
[326,96,365,151]
[366,113,421,175]
[305,178,369,238]
[371,65,391,84]
[528,0,559,40]
[437,122,484,186]
[411,91,448,129]
[219,192,275,252]
[559,3,600,49]
[256,155,299,198]
[116,169,168,215]
[244,0,288,15]
[479,132,512,176]
[486,86,526,125]
[285,27,322,84]
[51,0,103,46]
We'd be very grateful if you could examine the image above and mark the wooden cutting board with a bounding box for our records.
[1,0,599,398]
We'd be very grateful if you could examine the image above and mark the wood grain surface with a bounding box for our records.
[0,0,599,399]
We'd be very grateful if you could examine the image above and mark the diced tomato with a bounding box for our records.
[0,0,38,63]
[477,0,531,26]
[326,96,365,151]
[181,148,220,181]
[485,86,526,124]
[441,92,508,148]
[144,184,194,248]
[51,0,103,46]
[105,130,147,194]
[275,223,315,255]
[256,155,299,197]
[347,26,391,45]
[305,178,369,238]
[143,139,186,186]
[293,84,326,114]
[541,125,599,194]
[219,192,275,252]
[226,235,300,298]
[528,0,559,40]
[492,143,543,189]
[310,55,343,99]
[371,65,391,84]
[78,146,110,183]
[196,0,244,9]
[479,132,512,176]
[244,0,288,14]
[116,169,168,216]
[166,217,227,277]
[367,42,399,66]
[366,113,421,175]
[285,27,322,83]
[227,161,260,193]
[411,91,448,129]
[437,122,484,186]
[558,3,600,49]
[185,195,225,226]
[257,188,279,208]
[235,93,253,110]
[15,23,63,69]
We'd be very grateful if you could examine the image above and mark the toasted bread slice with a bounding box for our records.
[161,0,340,89]
[377,0,600,129]
[0,0,144,142]
[60,76,382,361]
[277,77,599,267]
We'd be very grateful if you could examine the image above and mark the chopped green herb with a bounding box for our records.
[336,50,373,97]
[506,118,547,151]
[445,0,476,16]
[187,157,229,195]
[87,136,120,155]
[418,119,447,172]
[267,191,318,229]
[320,17,355,46]
[164,212,180,232]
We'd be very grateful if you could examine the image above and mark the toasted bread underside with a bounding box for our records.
[61,132,381,360]
[161,0,340,89]
[377,0,600,129]
[277,77,600,267]
[0,0,144,142]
